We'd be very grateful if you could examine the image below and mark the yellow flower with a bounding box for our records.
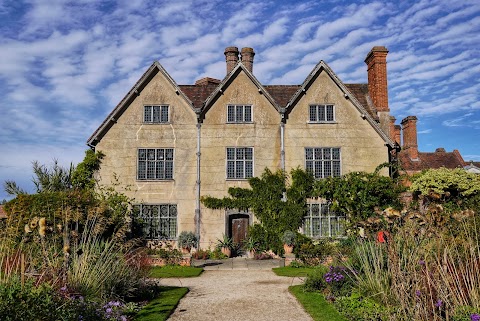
[38,218,47,237]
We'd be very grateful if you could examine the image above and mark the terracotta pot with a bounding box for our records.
[221,247,231,258]
[284,244,294,254]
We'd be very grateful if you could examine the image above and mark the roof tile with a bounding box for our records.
[399,150,466,172]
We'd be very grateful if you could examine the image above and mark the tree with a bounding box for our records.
[3,150,104,196]
[32,159,74,192]
[3,181,26,196]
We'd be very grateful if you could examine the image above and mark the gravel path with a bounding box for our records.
[159,267,313,321]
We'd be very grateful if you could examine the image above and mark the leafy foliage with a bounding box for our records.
[32,159,74,192]
[313,167,404,228]
[3,181,26,196]
[410,168,480,212]
[71,150,105,190]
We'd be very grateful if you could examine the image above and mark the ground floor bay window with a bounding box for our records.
[303,201,346,238]
[133,204,177,240]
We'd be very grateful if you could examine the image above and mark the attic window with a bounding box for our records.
[144,105,169,123]
[227,105,252,123]
[309,104,335,123]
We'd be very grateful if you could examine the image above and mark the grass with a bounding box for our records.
[272,266,323,277]
[149,266,203,278]
[289,285,347,321]
[134,286,188,321]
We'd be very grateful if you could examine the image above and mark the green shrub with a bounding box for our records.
[177,231,197,249]
[296,240,334,266]
[334,291,391,321]
[452,306,480,321]
[303,266,328,292]
[0,277,102,321]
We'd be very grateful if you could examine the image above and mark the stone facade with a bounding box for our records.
[88,46,395,248]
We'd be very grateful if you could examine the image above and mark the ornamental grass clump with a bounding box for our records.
[68,214,147,300]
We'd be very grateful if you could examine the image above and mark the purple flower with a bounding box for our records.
[120,316,127,321]
[105,307,112,314]
[415,290,421,297]
[435,299,443,308]
[419,259,425,265]
[60,286,67,292]
[471,313,480,321]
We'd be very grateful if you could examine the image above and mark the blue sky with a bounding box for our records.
[1,0,479,201]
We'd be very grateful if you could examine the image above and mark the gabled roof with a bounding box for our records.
[88,57,391,147]
[199,62,280,119]
[399,148,466,172]
[284,60,394,147]
[87,61,195,147]
[344,84,378,121]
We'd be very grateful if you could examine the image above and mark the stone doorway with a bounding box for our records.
[227,213,250,245]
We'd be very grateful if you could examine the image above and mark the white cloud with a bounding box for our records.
[1,0,480,198]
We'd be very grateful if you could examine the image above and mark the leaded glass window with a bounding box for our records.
[137,148,174,180]
[303,202,346,238]
[305,147,341,178]
[133,204,177,239]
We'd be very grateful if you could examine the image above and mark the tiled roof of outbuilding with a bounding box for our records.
[398,149,466,172]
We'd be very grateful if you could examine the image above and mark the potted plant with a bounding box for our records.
[282,230,296,254]
[217,234,233,258]
[177,231,197,254]
[244,237,258,258]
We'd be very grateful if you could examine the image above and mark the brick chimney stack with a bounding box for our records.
[365,46,389,112]
[389,116,396,141]
[401,116,418,160]
[240,47,255,73]
[394,125,401,145]
[224,46,239,74]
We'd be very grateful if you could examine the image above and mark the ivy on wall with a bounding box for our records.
[201,168,314,253]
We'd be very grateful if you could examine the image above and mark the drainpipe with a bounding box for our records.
[280,110,286,172]
[195,122,201,248]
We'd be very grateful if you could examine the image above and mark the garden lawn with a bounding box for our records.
[272,266,324,277]
[134,286,188,321]
[149,266,203,278]
[289,285,347,321]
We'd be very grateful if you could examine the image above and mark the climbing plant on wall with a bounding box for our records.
[201,168,315,254]
[313,164,404,229]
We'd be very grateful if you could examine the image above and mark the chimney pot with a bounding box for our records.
[224,46,239,75]
[401,116,418,160]
[240,47,255,73]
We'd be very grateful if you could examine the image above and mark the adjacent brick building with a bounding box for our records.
[390,115,467,175]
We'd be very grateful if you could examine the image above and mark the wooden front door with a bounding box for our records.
[232,218,248,245]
